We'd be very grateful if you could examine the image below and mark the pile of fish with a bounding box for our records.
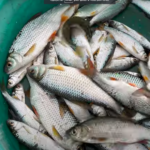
[1,1,150,150]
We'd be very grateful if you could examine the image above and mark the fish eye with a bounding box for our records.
[30,69,35,74]
[10,122,14,126]
[7,62,12,67]
[8,81,13,85]
[71,128,77,135]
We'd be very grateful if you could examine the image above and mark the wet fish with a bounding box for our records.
[104,26,147,61]
[53,37,84,68]
[105,57,139,71]
[5,4,71,74]
[67,117,150,144]
[33,51,44,65]
[94,34,116,71]
[7,63,31,88]
[139,61,150,90]
[44,42,59,65]
[112,45,130,59]
[7,120,65,150]
[0,82,46,133]
[109,20,150,50]
[27,64,121,114]
[27,76,84,150]
[90,0,129,26]
[132,0,150,16]
[12,84,25,103]
[90,29,107,53]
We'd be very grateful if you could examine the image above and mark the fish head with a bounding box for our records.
[7,77,17,88]
[5,52,23,74]
[7,120,19,132]
[14,84,24,92]
[27,65,46,81]
[67,125,90,141]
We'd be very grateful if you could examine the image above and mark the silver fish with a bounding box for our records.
[105,57,139,71]
[53,37,84,68]
[94,34,116,71]
[139,61,150,90]
[132,0,150,16]
[5,4,71,74]
[109,20,150,50]
[90,0,129,26]
[112,45,130,59]
[0,82,46,133]
[27,76,84,150]
[104,26,147,61]
[12,84,25,103]
[67,117,150,144]
[33,51,44,65]
[44,42,59,65]
[125,71,142,78]
[7,120,65,150]
[27,64,121,114]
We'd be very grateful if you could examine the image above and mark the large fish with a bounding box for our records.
[5,4,71,74]
[94,34,116,71]
[90,0,129,26]
[132,0,150,16]
[67,117,150,144]
[105,57,139,71]
[27,64,121,114]
[27,76,84,150]
[7,120,65,150]
[53,37,84,68]
[104,26,147,61]
[109,20,150,50]
[0,82,46,133]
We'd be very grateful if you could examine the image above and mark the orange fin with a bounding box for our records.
[109,34,114,39]
[109,77,118,81]
[32,106,39,118]
[52,126,63,140]
[118,41,126,49]
[49,65,65,71]
[61,15,69,24]
[93,48,100,57]
[128,83,137,87]
[24,44,36,56]
[143,75,149,82]
[68,106,75,116]
[25,89,30,98]
[48,31,57,42]
[116,55,127,59]
[132,46,138,54]
[12,95,20,100]
[59,101,67,119]
[92,137,107,142]
[90,11,96,16]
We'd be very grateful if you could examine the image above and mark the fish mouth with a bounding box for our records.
[7,120,14,128]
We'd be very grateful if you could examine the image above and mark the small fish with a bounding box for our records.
[105,57,139,71]
[112,45,130,59]
[7,120,65,150]
[33,51,44,65]
[0,81,46,133]
[7,63,31,88]
[44,42,59,65]
[109,20,150,50]
[94,34,116,71]
[53,37,84,68]
[104,26,147,61]
[27,65,121,114]
[12,84,25,103]
[90,29,107,53]
[90,0,130,26]
[139,61,150,90]
[67,117,150,144]
[5,4,71,74]
[132,0,150,17]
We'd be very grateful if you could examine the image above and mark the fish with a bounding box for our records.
[70,24,94,64]
[104,57,139,71]
[131,113,148,122]
[90,29,107,53]
[97,143,148,150]
[112,45,130,59]
[90,0,130,26]
[64,99,93,123]
[140,118,150,129]
[27,75,84,150]
[0,81,46,133]
[125,71,142,78]
[99,71,145,88]
[148,53,150,70]
[104,26,147,61]
[27,64,121,114]
[139,61,150,90]
[94,34,116,71]
[109,20,150,50]
[44,42,59,65]
[67,117,150,144]
[32,51,44,65]
[132,0,150,17]
[7,120,65,150]
[5,4,71,74]
[74,4,114,18]
[12,84,25,103]
[7,63,31,88]
[53,37,84,68]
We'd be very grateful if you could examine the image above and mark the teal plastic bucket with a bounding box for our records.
[0,1,150,150]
